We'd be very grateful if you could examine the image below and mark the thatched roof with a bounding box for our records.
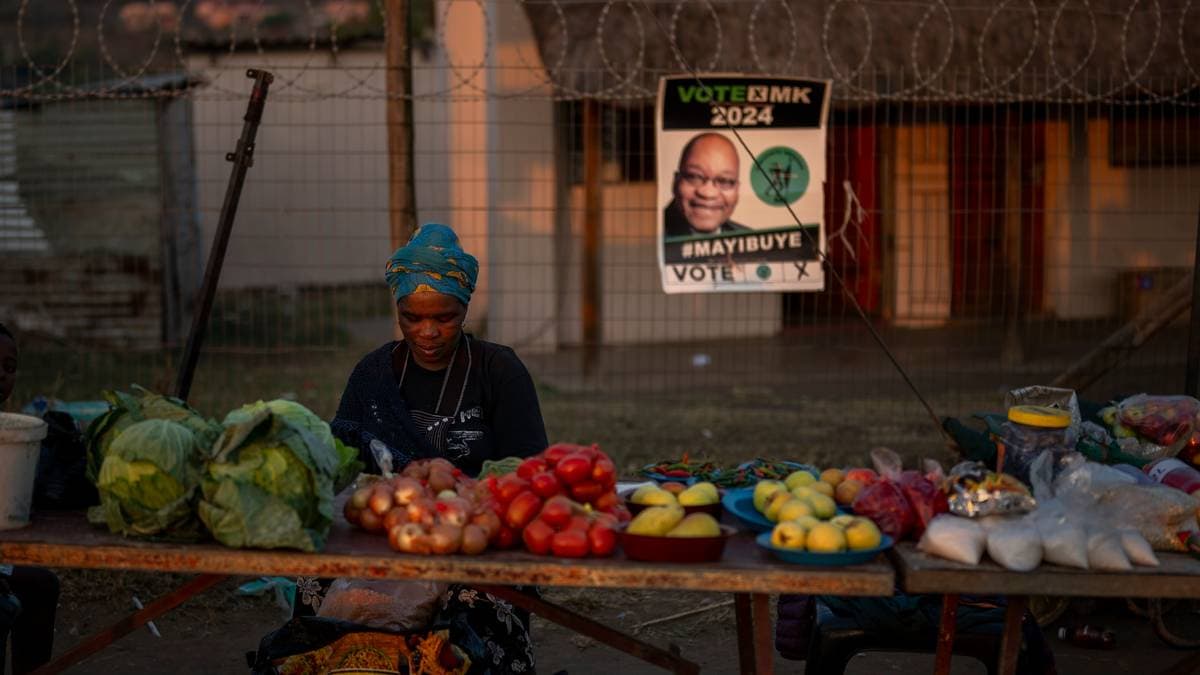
[520,0,1200,102]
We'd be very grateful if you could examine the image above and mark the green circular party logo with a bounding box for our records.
[750,146,809,206]
[756,264,772,280]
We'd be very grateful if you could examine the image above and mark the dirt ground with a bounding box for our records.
[37,570,1200,674]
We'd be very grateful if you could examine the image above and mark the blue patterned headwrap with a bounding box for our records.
[385,223,479,306]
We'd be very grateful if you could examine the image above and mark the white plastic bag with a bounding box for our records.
[1119,529,1160,567]
[1034,503,1089,569]
[1095,484,1199,551]
[987,521,1043,571]
[919,515,986,565]
[1087,531,1132,571]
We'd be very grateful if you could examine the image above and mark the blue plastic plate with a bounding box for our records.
[641,472,698,486]
[721,488,773,533]
[755,532,894,566]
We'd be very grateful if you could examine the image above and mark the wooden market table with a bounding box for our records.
[0,510,894,674]
[891,542,1200,675]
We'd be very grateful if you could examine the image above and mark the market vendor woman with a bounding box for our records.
[331,222,548,474]
[270,224,546,675]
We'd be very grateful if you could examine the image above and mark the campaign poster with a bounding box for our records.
[657,75,831,294]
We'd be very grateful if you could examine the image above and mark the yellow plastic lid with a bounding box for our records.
[1007,405,1071,428]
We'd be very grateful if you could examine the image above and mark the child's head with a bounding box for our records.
[0,323,16,405]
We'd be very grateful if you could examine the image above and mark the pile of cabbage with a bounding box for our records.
[86,388,360,551]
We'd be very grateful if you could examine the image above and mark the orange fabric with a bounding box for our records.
[278,630,470,675]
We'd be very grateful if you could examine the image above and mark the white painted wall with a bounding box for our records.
[1044,118,1200,319]
[187,50,394,288]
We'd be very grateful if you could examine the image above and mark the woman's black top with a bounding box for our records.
[330,335,547,476]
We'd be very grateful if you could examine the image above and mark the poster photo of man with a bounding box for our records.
[663,132,749,238]
[656,75,832,294]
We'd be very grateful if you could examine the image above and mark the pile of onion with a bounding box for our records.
[343,458,501,555]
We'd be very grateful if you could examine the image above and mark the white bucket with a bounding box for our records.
[0,412,47,530]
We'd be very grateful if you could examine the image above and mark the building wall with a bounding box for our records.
[4,100,165,347]
[186,50,394,290]
[1043,117,1200,319]
[186,2,783,349]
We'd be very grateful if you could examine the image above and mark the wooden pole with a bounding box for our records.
[386,0,417,251]
[582,100,602,374]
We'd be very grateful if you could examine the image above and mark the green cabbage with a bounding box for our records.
[223,399,361,493]
[91,418,207,540]
[198,401,359,552]
[85,386,221,484]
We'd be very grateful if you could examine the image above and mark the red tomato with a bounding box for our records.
[522,519,556,555]
[530,471,562,499]
[541,444,575,467]
[588,523,617,557]
[496,475,530,505]
[495,526,517,549]
[539,496,575,529]
[566,515,592,532]
[556,453,594,485]
[505,491,543,530]
[551,529,590,558]
[570,480,605,504]
[612,505,632,523]
[593,490,619,512]
[517,457,548,481]
[591,458,616,486]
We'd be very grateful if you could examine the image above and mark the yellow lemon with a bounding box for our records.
[764,491,794,522]
[777,498,815,523]
[627,505,685,536]
[792,515,822,531]
[844,518,883,551]
[678,483,718,506]
[790,486,817,502]
[785,470,817,490]
[771,521,806,550]
[808,493,838,520]
[753,481,786,513]
[829,514,857,529]
[805,523,848,553]
[667,513,722,537]
[810,481,835,498]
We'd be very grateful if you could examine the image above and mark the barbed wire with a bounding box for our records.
[1,0,1198,104]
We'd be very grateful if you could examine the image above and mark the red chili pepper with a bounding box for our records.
[664,469,691,478]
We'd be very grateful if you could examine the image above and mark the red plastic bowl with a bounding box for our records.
[619,524,736,563]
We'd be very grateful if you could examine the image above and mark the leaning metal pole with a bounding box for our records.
[174,69,273,401]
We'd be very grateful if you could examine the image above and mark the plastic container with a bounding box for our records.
[1144,457,1200,498]
[619,525,735,563]
[996,405,1075,485]
[1057,624,1116,649]
[0,412,48,530]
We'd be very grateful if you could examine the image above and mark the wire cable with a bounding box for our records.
[636,1,952,441]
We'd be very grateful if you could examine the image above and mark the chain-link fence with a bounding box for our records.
[2,0,1199,466]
